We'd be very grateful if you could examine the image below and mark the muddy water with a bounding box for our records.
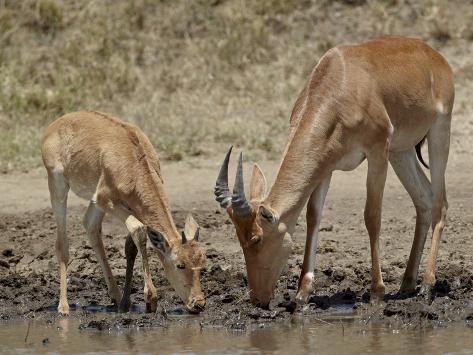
[1,314,472,354]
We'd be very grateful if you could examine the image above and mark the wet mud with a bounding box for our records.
[1,204,472,331]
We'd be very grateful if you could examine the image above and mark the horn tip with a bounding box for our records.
[225,145,234,159]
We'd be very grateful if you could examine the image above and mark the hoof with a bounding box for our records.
[296,273,313,305]
[58,304,70,315]
[295,289,310,305]
[369,291,385,305]
[111,291,122,306]
[398,282,417,299]
[419,284,433,302]
[145,300,158,313]
[400,278,417,295]
[118,301,130,313]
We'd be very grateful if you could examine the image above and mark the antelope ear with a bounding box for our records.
[147,227,171,255]
[184,214,200,241]
[250,163,267,201]
[259,205,277,224]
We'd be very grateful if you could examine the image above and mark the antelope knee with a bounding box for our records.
[125,216,146,236]
[83,209,103,235]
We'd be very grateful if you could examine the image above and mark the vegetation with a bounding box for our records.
[0,0,471,171]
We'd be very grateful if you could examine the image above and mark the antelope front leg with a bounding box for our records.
[364,148,389,303]
[295,173,332,304]
[124,215,158,313]
[83,202,121,304]
[119,234,138,312]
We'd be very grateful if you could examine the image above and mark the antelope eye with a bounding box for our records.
[177,263,186,269]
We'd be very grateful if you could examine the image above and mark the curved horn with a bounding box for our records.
[232,152,251,217]
[214,146,233,208]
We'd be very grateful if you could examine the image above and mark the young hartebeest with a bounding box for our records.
[42,110,206,314]
[214,36,454,307]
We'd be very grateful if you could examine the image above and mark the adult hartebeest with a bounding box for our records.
[215,36,454,307]
[42,110,206,314]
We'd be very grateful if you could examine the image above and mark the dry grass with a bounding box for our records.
[0,0,472,171]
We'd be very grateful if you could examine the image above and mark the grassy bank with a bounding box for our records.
[0,0,472,171]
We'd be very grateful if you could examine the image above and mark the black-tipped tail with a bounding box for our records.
[415,136,429,169]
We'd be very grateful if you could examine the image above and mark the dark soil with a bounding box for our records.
[1,202,472,331]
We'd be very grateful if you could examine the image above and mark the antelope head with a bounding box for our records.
[148,214,206,313]
[214,147,293,308]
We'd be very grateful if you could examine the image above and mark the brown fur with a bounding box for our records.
[217,36,454,306]
[42,110,206,314]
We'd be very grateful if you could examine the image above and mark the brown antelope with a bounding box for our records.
[41,110,206,314]
[215,36,454,307]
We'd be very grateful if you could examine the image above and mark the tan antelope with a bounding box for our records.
[214,36,454,307]
[41,110,206,314]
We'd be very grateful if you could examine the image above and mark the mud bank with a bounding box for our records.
[1,204,472,330]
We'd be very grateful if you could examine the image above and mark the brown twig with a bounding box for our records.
[234,289,252,305]
[24,319,32,343]
[313,317,333,326]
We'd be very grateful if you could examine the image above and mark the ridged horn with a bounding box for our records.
[232,152,251,217]
[214,146,233,208]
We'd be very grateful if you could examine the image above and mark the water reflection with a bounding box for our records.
[368,324,382,352]
[58,317,69,341]
[124,332,136,352]
[0,317,472,354]
[249,327,279,352]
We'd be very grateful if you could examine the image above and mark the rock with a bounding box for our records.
[0,259,9,268]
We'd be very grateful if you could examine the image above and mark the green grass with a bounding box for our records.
[0,0,471,171]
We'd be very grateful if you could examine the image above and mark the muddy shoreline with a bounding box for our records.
[1,204,472,331]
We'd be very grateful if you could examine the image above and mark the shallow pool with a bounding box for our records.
[0,314,472,354]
